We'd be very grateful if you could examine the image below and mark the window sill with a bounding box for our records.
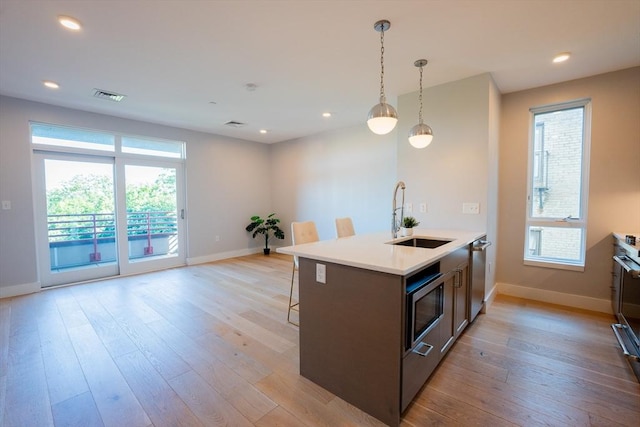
[523,258,585,272]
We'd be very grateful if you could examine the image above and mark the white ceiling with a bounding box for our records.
[1,0,639,144]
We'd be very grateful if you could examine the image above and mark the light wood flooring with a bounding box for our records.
[1,253,638,426]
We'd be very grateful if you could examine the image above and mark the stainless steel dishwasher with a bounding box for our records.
[471,237,491,322]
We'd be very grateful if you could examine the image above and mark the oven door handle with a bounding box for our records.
[613,255,640,278]
[412,341,434,357]
[611,324,640,361]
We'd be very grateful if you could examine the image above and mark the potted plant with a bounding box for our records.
[401,216,420,237]
[245,213,285,255]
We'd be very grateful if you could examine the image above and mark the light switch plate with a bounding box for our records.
[1,200,10,210]
[463,202,480,214]
[405,203,412,213]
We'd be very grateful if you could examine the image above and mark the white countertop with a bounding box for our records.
[277,228,486,276]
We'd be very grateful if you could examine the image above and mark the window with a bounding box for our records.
[524,99,591,270]
[31,122,185,159]
[122,136,184,158]
[31,123,114,151]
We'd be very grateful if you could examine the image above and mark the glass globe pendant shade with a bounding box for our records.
[367,101,398,135]
[408,123,433,148]
[408,59,433,149]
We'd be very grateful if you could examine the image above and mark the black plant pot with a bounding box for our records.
[263,248,271,255]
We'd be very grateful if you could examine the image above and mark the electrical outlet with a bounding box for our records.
[1,200,10,210]
[316,263,326,284]
[419,203,427,213]
[215,235,220,241]
[463,202,480,214]
[405,203,412,213]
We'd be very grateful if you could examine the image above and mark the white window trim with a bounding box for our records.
[523,98,591,271]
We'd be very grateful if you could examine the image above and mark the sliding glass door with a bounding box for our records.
[34,154,120,286]
[119,161,184,276]
[32,123,186,287]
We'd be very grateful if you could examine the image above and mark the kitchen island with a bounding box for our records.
[277,229,485,426]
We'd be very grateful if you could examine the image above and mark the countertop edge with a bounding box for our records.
[277,229,486,276]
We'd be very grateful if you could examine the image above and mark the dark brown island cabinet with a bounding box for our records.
[297,244,474,426]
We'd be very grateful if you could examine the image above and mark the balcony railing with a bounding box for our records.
[48,211,177,270]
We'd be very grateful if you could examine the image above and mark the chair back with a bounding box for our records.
[291,221,319,268]
[335,217,355,238]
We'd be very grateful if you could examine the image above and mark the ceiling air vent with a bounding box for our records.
[224,120,247,128]
[93,88,126,102]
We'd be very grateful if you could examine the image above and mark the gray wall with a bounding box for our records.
[270,125,396,242]
[0,96,272,296]
[497,67,640,308]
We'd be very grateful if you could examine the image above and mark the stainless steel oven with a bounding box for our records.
[611,253,640,382]
[406,272,446,351]
[402,269,450,410]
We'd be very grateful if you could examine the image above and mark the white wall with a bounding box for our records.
[271,125,396,242]
[396,73,498,295]
[0,96,272,296]
[497,67,640,311]
[397,74,491,230]
[0,97,38,292]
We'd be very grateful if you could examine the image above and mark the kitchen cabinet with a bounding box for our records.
[439,247,469,356]
[278,229,484,427]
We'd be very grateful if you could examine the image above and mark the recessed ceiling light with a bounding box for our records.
[43,80,60,89]
[322,112,332,118]
[58,15,81,31]
[259,129,268,134]
[553,52,571,63]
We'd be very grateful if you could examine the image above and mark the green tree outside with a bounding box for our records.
[47,170,177,241]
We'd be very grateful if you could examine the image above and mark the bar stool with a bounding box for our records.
[335,217,355,238]
[288,221,319,326]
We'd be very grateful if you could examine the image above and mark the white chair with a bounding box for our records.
[288,221,319,325]
[335,217,355,238]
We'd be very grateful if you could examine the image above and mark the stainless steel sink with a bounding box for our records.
[389,237,453,249]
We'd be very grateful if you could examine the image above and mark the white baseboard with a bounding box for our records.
[496,282,611,314]
[484,283,499,311]
[187,248,262,265]
[0,281,40,299]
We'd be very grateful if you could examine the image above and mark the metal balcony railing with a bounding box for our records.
[47,211,177,264]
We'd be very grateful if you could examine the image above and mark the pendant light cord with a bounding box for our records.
[379,27,386,103]
[418,65,424,124]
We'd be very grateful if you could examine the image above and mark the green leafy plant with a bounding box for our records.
[245,213,285,255]
[402,216,420,228]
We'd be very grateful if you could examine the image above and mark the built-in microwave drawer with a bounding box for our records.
[401,320,440,411]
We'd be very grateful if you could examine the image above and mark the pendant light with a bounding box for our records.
[408,59,434,149]
[367,20,398,135]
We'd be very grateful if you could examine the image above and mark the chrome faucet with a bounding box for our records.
[392,181,406,238]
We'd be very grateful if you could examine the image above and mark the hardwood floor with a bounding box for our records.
[1,253,638,426]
